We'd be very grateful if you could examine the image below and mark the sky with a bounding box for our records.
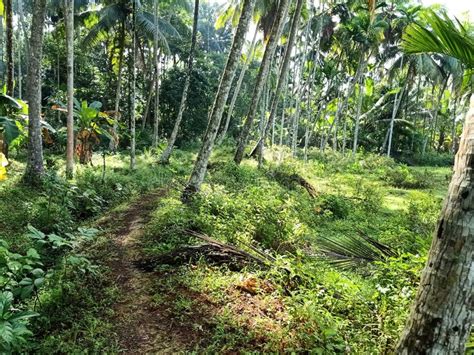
[421,0,473,19]
[210,0,473,20]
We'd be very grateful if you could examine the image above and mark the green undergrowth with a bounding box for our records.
[0,149,192,352]
[139,149,449,353]
[0,147,451,352]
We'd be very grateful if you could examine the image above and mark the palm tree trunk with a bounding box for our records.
[130,1,137,169]
[152,0,161,148]
[110,24,125,151]
[217,23,259,145]
[23,0,47,185]
[5,0,14,96]
[352,80,364,156]
[65,0,75,179]
[387,57,407,157]
[160,0,199,164]
[256,0,304,161]
[396,94,473,355]
[234,0,290,165]
[182,0,256,200]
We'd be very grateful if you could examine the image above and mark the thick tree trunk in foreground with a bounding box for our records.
[65,0,75,178]
[234,0,290,165]
[24,0,47,185]
[397,95,473,354]
[182,0,256,200]
[160,0,199,164]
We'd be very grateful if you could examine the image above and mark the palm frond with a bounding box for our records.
[82,4,125,47]
[402,10,474,69]
[315,233,396,269]
[137,10,180,52]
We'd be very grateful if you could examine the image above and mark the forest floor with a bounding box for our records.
[97,188,186,353]
[0,149,457,353]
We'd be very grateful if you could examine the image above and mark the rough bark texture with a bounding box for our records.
[233,0,290,165]
[397,95,474,354]
[160,0,199,164]
[24,0,47,184]
[65,0,75,178]
[182,0,256,200]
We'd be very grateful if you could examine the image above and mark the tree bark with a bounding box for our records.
[152,0,161,148]
[256,0,304,161]
[130,1,137,169]
[23,0,47,185]
[397,94,473,354]
[352,80,364,156]
[160,0,200,164]
[5,0,14,96]
[110,24,125,151]
[182,0,256,200]
[217,23,259,145]
[387,57,408,157]
[233,0,290,165]
[65,0,75,179]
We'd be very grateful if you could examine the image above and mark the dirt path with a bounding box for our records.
[98,189,192,354]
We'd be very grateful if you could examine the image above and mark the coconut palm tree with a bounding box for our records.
[82,0,180,151]
[233,0,290,165]
[396,9,474,354]
[65,0,75,178]
[23,0,47,185]
[159,0,200,164]
[182,0,257,200]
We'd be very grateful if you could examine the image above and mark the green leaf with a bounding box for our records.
[0,117,20,144]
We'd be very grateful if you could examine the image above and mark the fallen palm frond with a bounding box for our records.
[314,232,397,269]
[135,230,273,272]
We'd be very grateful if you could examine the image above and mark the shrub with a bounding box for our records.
[383,165,432,189]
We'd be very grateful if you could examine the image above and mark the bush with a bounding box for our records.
[315,194,351,219]
[383,165,432,189]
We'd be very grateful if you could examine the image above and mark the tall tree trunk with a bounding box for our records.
[397,94,473,354]
[352,80,364,156]
[324,54,366,151]
[5,0,13,95]
[387,57,408,157]
[256,0,304,161]
[160,0,199,164]
[65,0,75,179]
[152,0,161,148]
[2,0,14,159]
[23,0,47,185]
[110,24,125,151]
[130,1,137,169]
[182,0,256,200]
[217,23,259,145]
[233,0,290,165]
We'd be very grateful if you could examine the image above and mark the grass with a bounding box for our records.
[0,146,451,352]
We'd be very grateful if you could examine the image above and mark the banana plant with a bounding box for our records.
[53,99,116,164]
